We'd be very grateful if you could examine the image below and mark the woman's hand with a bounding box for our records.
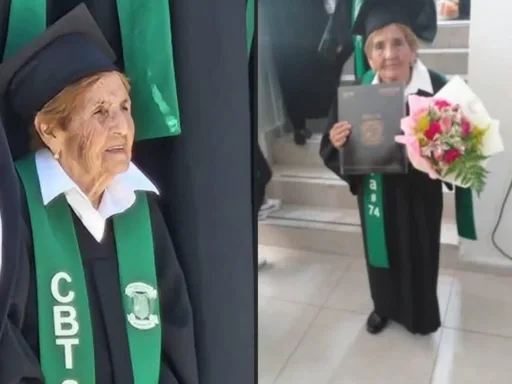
[329,121,352,149]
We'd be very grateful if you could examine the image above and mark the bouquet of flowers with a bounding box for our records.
[395,76,504,195]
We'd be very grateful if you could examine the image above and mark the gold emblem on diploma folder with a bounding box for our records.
[360,114,384,146]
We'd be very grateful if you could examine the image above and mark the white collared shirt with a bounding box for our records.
[35,148,159,242]
[371,59,434,97]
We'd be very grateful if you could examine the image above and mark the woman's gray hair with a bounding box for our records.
[364,23,419,58]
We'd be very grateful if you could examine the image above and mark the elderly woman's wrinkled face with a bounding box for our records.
[366,24,416,83]
[37,72,134,180]
[63,72,134,176]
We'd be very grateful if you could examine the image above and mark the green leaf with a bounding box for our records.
[441,160,489,195]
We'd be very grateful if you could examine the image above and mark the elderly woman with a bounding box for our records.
[0,7,198,384]
[320,0,446,336]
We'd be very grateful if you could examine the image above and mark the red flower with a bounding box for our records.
[443,149,462,164]
[425,121,442,141]
[434,99,451,109]
[461,119,471,136]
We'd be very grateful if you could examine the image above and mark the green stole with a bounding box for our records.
[350,0,389,268]
[246,0,255,56]
[16,154,162,384]
[350,0,477,269]
[4,0,181,140]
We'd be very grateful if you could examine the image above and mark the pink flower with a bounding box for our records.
[425,121,442,141]
[433,99,451,109]
[443,149,462,165]
[461,119,471,136]
[440,115,453,133]
[430,142,445,161]
[412,107,429,121]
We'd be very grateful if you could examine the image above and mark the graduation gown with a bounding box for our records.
[0,119,22,337]
[318,0,356,65]
[0,189,198,384]
[261,0,341,130]
[0,2,255,383]
[320,70,447,335]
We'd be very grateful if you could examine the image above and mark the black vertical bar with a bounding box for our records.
[248,1,258,382]
[162,1,255,383]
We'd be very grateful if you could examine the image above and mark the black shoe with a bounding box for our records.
[366,311,388,334]
[294,132,307,146]
[302,128,313,139]
[293,129,312,146]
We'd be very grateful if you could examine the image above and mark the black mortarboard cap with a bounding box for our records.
[0,4,117,159]
[352,0,438,43]
[0,3,117,123]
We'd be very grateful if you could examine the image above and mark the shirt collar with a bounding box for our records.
[371,59,434,96]
[35,148,159,242]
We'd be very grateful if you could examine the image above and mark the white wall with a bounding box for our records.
[462,0,512,266]
[257,3,285,159]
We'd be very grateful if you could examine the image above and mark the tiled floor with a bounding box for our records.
[258,245,512,384]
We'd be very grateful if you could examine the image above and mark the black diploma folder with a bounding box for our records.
[338,83,408,175]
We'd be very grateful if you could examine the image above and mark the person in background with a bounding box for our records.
[438,0,470,20]
[256,145,281,223]
[458,0,471,20]
[256,143,281,267]
[262,0,339,146]
[259,196,281,221]
[320,0,447,336]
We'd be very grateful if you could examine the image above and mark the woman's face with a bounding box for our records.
[50,72,134,180]
[367,24,415,83]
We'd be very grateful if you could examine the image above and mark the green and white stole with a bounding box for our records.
[4,0,181,140]
[350,0,477,269]
[16,154,162,384]
[350,0,390,268]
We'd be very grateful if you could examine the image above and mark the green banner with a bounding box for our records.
[116,0,182,140]
[455,186,477,239]
[351,0,390,268]
[3,0,46,60]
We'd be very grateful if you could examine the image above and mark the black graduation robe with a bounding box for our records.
[0,2,255,383]
[0,119,22,338]
[260,0,341,131]
[0,188,198,384]
[458,0,471,19]
[318,0,356,66]
[319,70,448,335]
